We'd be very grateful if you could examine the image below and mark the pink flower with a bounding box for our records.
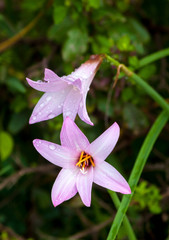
[33,117,131,207]
[26,55,103,125]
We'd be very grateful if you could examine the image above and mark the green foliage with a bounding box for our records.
[133,180,162,214]
[62,28,89,61]
[0,131,14,161]
[53,5,67,24]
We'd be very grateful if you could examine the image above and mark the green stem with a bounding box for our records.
[108,190,137,240]
[138,48,169,68]
[105,54,169,114]
[107,110,169,240]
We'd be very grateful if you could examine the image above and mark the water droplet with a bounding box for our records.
[80,102,83,108]
[46,96,52,102]
[48,113,55,119]
[49,144,56,150]
[38,140,42,144]
[66,111,71,116]
[37,80,42,83]
[38,112,42,115]
[32,116,36,120]
[40,103,44,108]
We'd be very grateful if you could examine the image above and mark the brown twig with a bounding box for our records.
[0,223,26,240]
[0,164,55,191]
[68,215,114,240]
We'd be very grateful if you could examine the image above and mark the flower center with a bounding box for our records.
[76,151,95,174]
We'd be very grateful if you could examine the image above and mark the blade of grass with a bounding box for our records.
[107,110,169,240]
[108,190,137,240]
[138,48,169,68]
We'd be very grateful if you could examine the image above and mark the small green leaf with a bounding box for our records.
[0,131,14,161]
[7,77,26,93]
[53,6,67,24]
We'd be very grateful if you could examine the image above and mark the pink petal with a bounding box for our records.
[93,161,131,194]
[26,77,67,92]
[78,94,93,126]
[86,122,120,163]
[29,88,71,124]
[60,117,90,151]
[44,68,61,82]
[51,168,78,207]
[33,139,78,168]
[63,88,81,121]
[76,167,93,207]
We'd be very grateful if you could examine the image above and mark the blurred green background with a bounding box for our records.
[0,0,169,239]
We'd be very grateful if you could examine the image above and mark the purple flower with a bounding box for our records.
[26,55,103,125]
[33,117,131,207]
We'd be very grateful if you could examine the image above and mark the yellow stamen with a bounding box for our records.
[90,158,95,167]
[76,151,95,170]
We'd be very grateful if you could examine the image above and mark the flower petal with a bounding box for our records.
[78,94,93,126]
[86,122,120,163]
[63,88,81,121]
[33,139,78,168]
[44,68,61,82]
[70,55,103,88]
[93,161,131,194]
[60,117,90,151]
[29,87,71,124]
[76,166,93,207]
[26,77,67,92]
[51,168,78,207]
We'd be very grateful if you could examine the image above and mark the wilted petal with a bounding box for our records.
[52,168,78,207]
[60,117,90,151]
[26,77,67,93]
[29,88,71,124]
[86,122,120,163]
[63,88,81,121]
[70,55,103,89]
[33,139,78,168]
[76,167,93,207]
[94,161,131,194]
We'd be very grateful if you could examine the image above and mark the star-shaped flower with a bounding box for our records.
[26,55,103,125]
[33,117,131,207]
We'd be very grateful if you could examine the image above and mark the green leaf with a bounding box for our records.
[53,6,67,24]
[8,112,28,134]
[0,131,14,161]
[86,0,101,9]
[6,77,26,93]
[62,28,88,61]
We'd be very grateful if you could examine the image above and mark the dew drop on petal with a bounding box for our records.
[37,80,42,83]
[48,113,55,119]
[32,116,36,120]
[80,102,83,108]
[46,96,52,102]
[40,103,44,108]
[66,111,71,117]
[49,144,56,150]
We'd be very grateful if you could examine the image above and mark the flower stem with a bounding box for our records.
[108,190,137,240]
[107,110,169,240]
[105,54,169,114]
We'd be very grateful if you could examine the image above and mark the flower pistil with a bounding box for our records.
[76,151,95,174]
